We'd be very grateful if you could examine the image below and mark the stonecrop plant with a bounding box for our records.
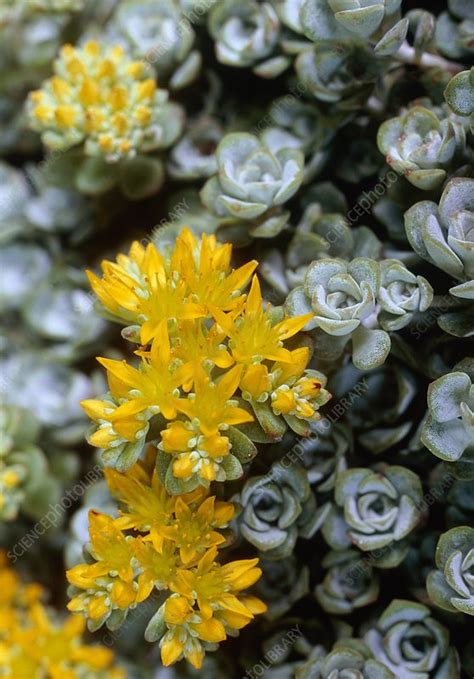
[2,0,473,676]
[83,228,330,490]
[0,551,123,678]
[66,458,266,669]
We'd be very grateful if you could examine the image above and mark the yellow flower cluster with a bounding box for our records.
[83,228,329,489]
[28,41,168,160]
[66,455,266,669]
[0,552,123,679]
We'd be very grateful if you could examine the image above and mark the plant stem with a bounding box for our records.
[397,42,465,74]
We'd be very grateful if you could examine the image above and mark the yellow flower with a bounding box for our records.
[134,539,180,602]
[66,512,138,621]
[160,596,218,669]
[104,466,175,551]
[82,322,194,456]
[160,366,253,483]
[0,552,124,678]
[28,41,166,160]
[176,365,251,436]
[157,548,266,668]
[87,241,206,344]
[212,275,313,365]
[270,348,331,420]
[171,228,257,312]
[171,320,234,390]
[99,321,192,420]
[172,547,265,622]
[160,496,235,565]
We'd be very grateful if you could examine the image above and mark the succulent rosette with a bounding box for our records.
[378,258,433,331]
[295,42,382,109]
[314,549,380,615]
[421,364,474,476]
[296,639,394,679]
[107,0,201,90]
[235,460,329,559]
[330,361,419,455]
[322,465,424,567]
[208,0,286,77]
[286,258,391,370]
[405,178,474,301]
[365,599,460,678]
[168,115,222,181]
[256,556,310,620]
[427,526,474,616]
[201,132,304,242]
[377,105,466,190]
[436,1,474,60]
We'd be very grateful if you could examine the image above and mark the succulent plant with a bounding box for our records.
[435,1,474,60]
[107,0,201,90]
[297,421,351,493]
[0,352,94,442]
[296,638,394,679]
[201,132,304,242]
[295,42,382,109]
[329,361,419,455]
[427,526,474,616]
[256,556,310,620]
[0,161,30,243]
[444,68,474,133]
[3,0,474,675]
[405,178,474,301]
[444,478,474,527]
[323,465,424,567]
[168,115,221,181]
[235,460,329,559]
[260,193,382,301]
[377,104,466,190]
[0,242,52,312]
[379,258,434,331]
[286,258,392,370]
[208,0,286,77]
[0,400,81,521]
[261,96,331,181]
[315,549,379,615]
[365,599,460,678]
[421,364,474,476]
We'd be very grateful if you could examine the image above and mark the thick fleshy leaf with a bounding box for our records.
[352,327,391,370]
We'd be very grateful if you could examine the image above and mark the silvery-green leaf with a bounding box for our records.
[333,5,385,37]
[144,605,166,642]
[169,50,202,90]
[444,68,474,116]
[227,426,257,464]
[322,506,351,550]
[220,453,243,480]
[427,372,470,422]
[254,55,291,78]
[422,415,471,461]
[352,327,391,370]
[75,157,119,195]
[119,156,164,200]
[374,18,409,56]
